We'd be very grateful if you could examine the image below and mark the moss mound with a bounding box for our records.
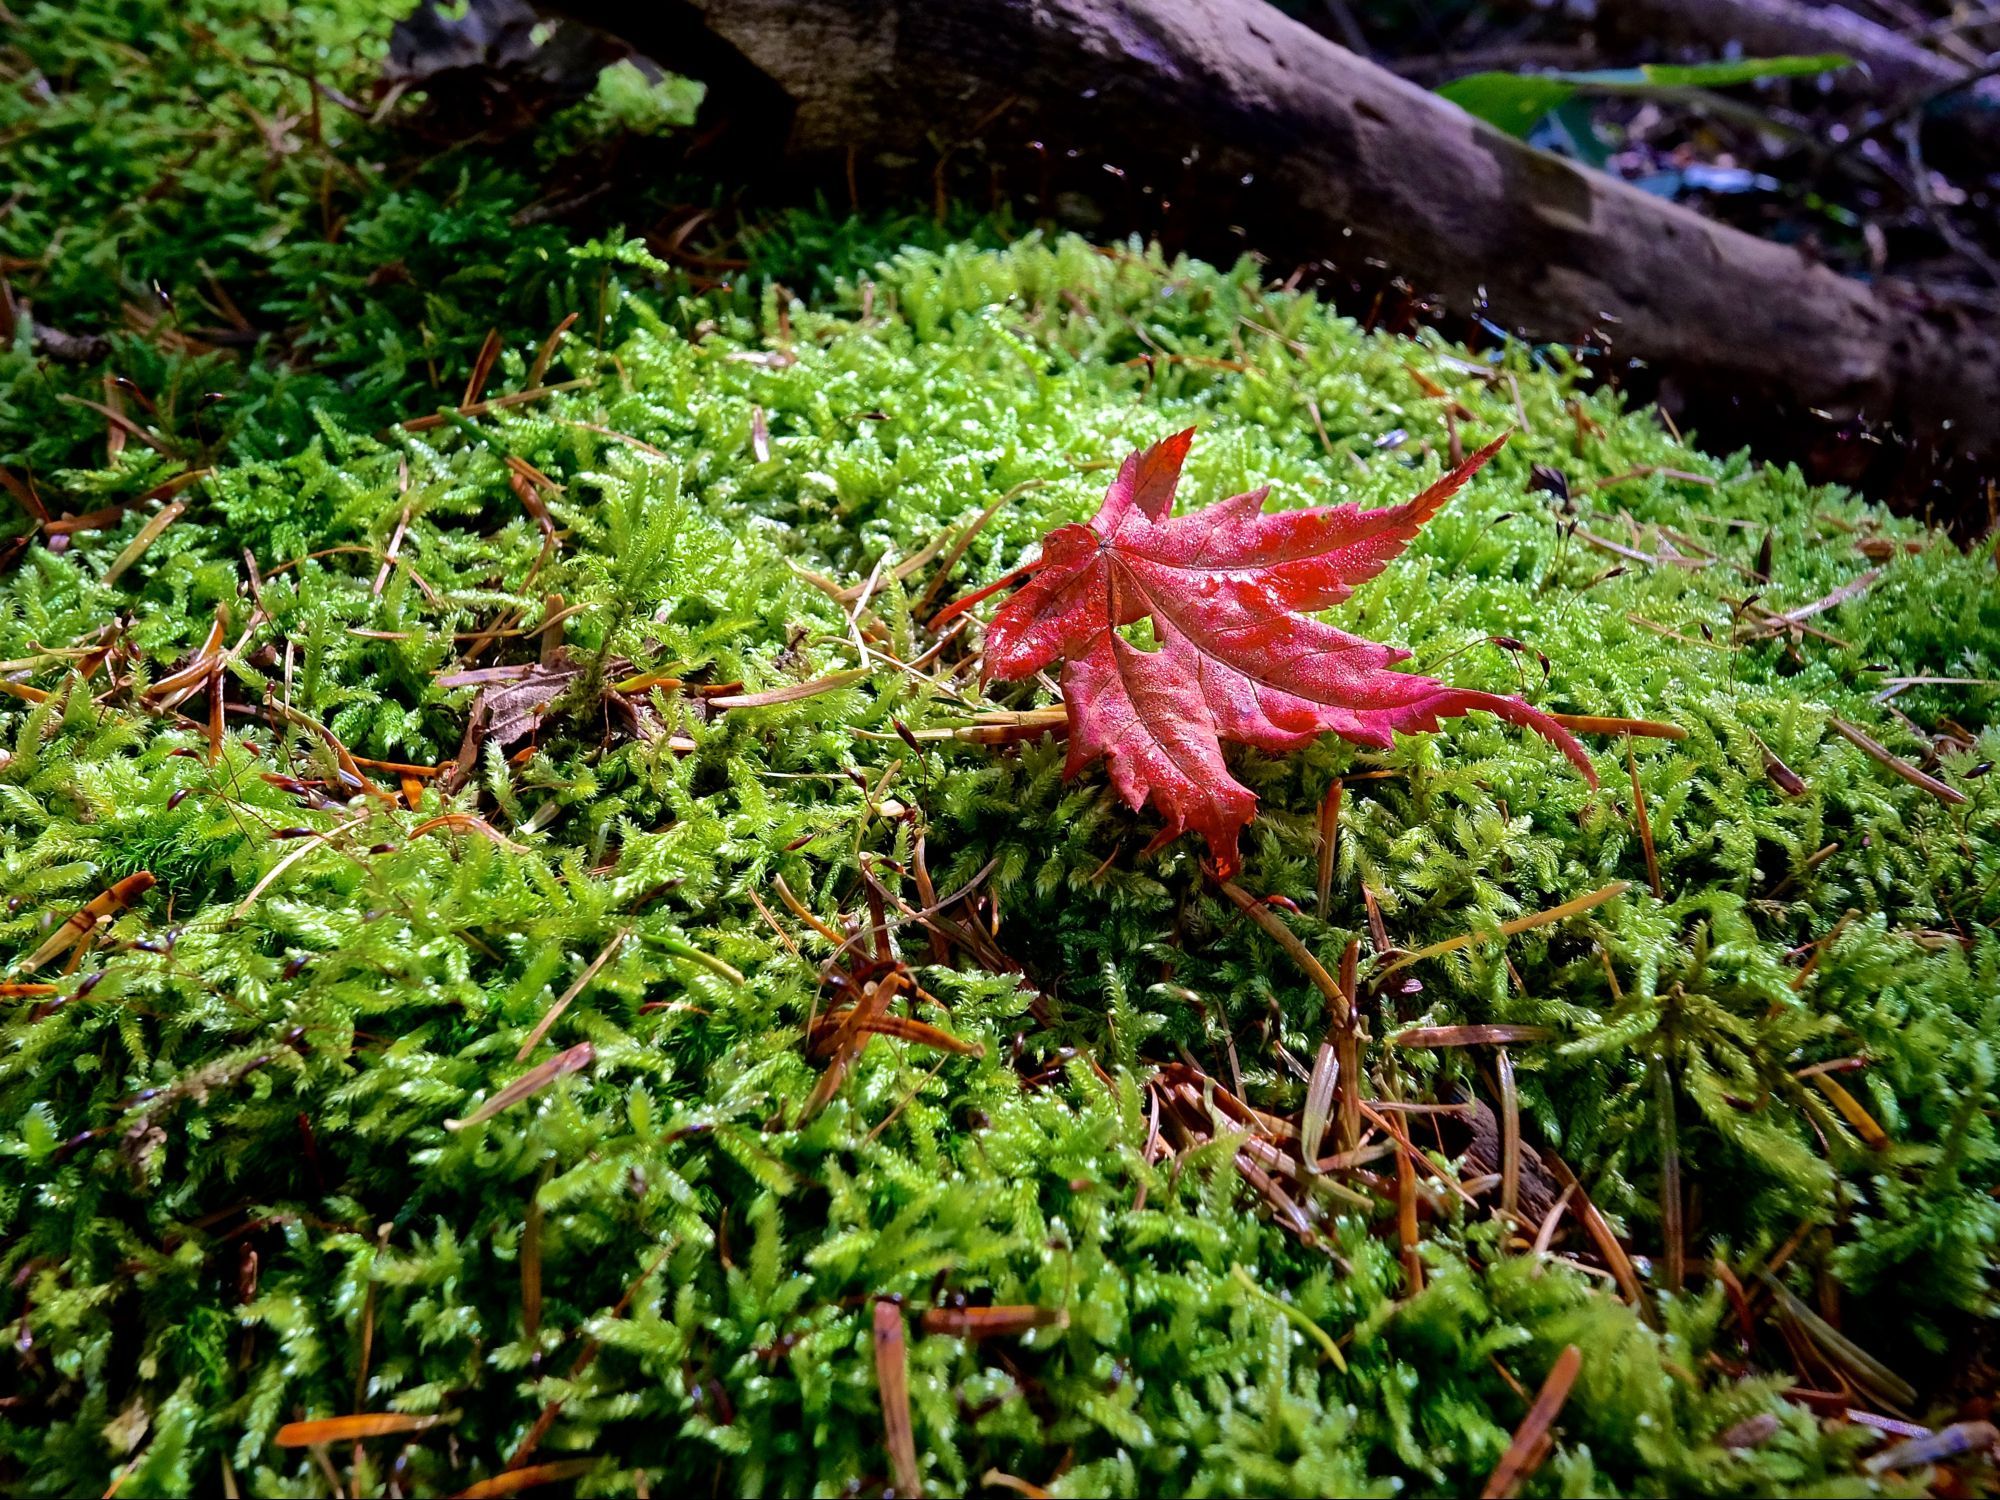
[4,3,1999,1496]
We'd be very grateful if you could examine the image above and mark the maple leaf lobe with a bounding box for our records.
[983,429,1595,872]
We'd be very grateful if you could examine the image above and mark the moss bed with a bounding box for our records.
[5,3,2000,1496]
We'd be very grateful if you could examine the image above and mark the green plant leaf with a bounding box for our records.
[1608,54,1853,90]
[1437,72,1581,135]
[1441,54,1851,137]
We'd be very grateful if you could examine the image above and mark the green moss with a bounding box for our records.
[3,2,1997,1496]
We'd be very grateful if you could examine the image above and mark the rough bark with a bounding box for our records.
[553,0,2000,452]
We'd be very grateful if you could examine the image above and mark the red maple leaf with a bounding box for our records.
[982,428,1597,874]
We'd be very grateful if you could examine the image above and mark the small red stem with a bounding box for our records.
[929,559,1045,627]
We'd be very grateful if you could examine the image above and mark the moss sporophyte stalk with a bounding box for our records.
[3,3,1999,1496]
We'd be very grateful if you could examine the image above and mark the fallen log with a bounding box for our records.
[549,0,2000,454]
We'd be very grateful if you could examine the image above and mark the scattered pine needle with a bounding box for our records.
[1863,1421,1999,1475]
[353,754,448,779]
[1626,739,1663,899]
[1235,1149,1315,1239]
[874,1299,921,1498]
[1219,881,1349,1027]
[914,479,1046,618]
[1826,716,1967,806]
[1392,1024,1554,1048]
[918,1305,1066,1338]
[445,1042,594,1131]
[1539,1149,1646,1309]
[1626,612,1726,651]
[708,668,869,709]
[1753,732,1808,796]
[1231,1263,1348,1372]
[1811,1071,1891,1151]
[1595,465,1714,489]
[269,696,397,803]
[1547,712,1686,741]
[1771,843,1842,903]
[1315,778,1343,912]
[810,1008,981,1057]
[56,393,175,455]
[521,1173,545,1346]
[101,499,187,588]
[929,562,1042,627]
[1396,1142,1423,1296]
[451,1459,598,1498]
[772,873,843,945]
[407,812,530,853]
[232,831,341,919]
[1480,1345,1582,1499]
[21,872,156,971]
[1747,569,1882,638]
[879,705,1068,745]
[526,313,577,391]
[833,507,982,605]
[979,1471,1050,1499]
[1379,882,1631,978]
[1335,937,1361,1154]
[515,929,628,1062]
[1758,1271,1915,1408]
[390,378,592,434]
[461,328,502,409]
[798,973,905,1123]
[1791,910,1856,992]
[1497,1045,1522,1221]
[506,1241,672,1470]
[1573,525,1709,570]
[274,1412,449,1447]
[0,464,48,523]
[44,469,209,542]
[1301,1041,1338,1167]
